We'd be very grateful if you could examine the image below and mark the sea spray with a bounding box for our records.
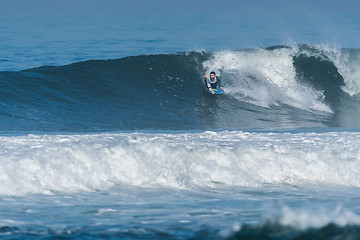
[203,47,330,112]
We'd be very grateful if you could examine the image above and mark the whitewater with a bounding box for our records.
[1,12,360,239]
[2,131,360,195]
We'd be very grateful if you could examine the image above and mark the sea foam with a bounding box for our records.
[203,47,331,112]
[1,131,360,195]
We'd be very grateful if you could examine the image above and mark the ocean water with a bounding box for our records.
[1,11,360,239]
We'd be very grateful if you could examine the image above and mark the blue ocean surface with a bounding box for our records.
[1,10,360,239]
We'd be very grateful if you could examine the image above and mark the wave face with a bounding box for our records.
[1,44,360,132]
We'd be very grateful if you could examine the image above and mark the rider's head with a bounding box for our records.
[210,71,216,79]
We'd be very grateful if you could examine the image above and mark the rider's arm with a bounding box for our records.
[204,76,212,90]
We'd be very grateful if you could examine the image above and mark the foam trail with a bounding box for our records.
[1,131,360,196]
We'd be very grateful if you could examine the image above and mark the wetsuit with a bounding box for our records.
[205,76,221,92]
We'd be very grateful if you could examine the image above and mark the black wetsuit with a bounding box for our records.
[205,76,221,91]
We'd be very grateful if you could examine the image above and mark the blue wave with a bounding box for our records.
[0,45,360,133]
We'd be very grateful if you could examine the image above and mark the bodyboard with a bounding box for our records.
[207,86,224,95]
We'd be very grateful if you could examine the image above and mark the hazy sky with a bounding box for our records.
[1,0,360,14]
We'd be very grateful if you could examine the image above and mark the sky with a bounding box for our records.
[1,0,360,14]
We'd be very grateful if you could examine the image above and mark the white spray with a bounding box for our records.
[203,47,331,112]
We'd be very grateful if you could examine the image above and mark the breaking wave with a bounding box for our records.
[1,44,360,132]
[1,130,360,195]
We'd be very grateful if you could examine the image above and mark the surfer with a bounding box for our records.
[204,71,223,94]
